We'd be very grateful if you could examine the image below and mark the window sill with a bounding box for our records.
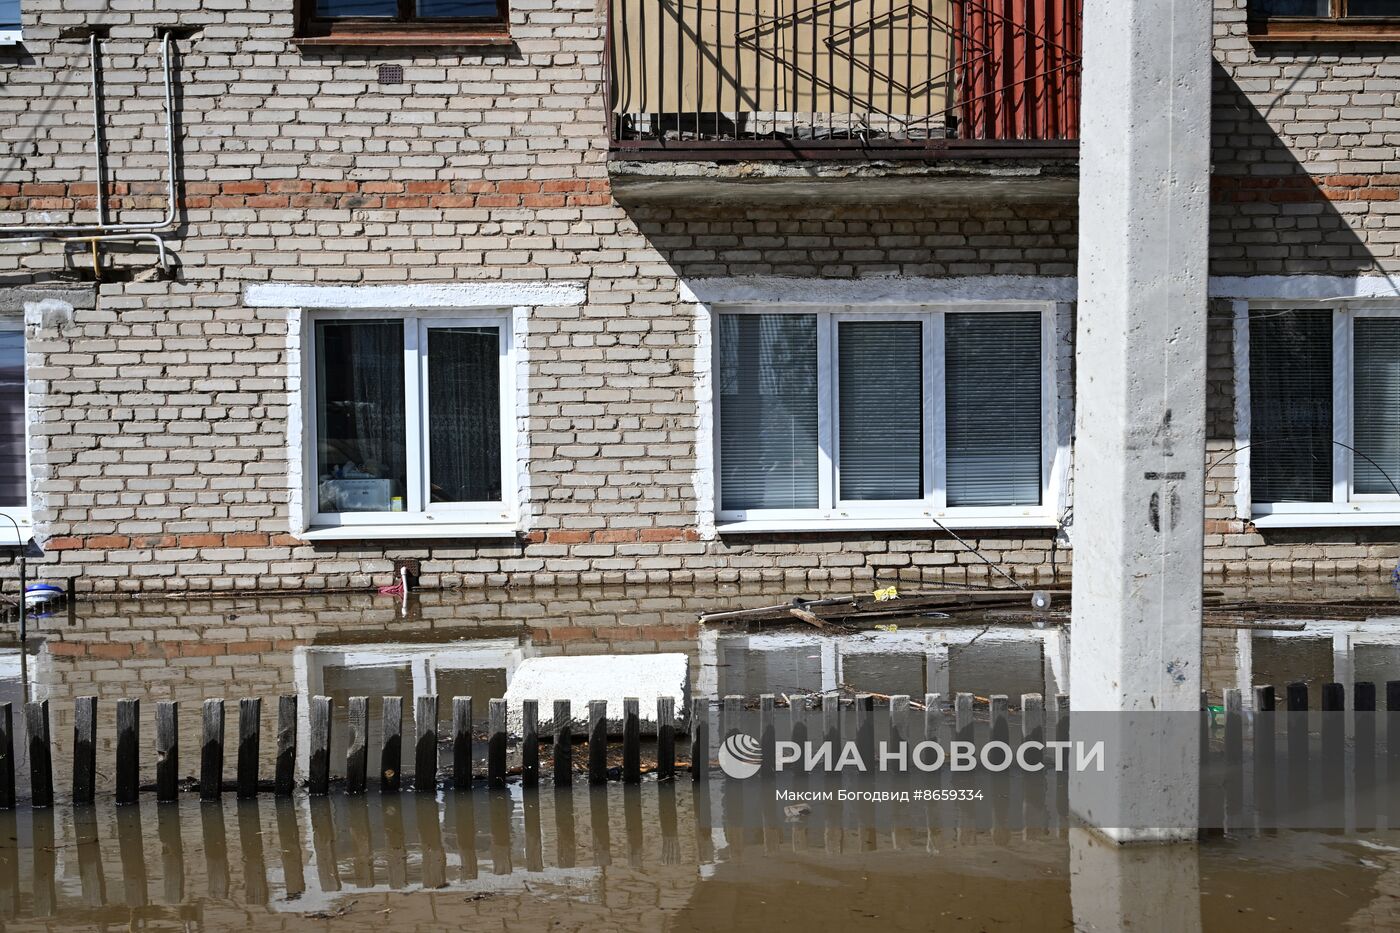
[715,515,1060,535]
[293,31,512,48]
[1247,20,1400,42]
[298,523,519,542]
[1250,512,1400,529]
[0,30,21,46]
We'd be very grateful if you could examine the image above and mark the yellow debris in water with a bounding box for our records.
[873,585,899,602]
[874,624,898,633]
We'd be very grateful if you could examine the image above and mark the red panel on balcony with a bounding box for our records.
[955,0,1082,141]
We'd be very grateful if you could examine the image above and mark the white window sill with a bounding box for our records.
[0,30,20,46]
[1250,512,1400,529]
[0,511,33,547]
[297,523,520,542]
[715,515,1060,534]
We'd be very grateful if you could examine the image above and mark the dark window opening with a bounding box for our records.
[1249,0,1400,39]
[296,0,509,45]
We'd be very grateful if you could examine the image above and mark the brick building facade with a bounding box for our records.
[0,0,1397,593]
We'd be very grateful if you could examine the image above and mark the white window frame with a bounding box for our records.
[1236,299,1400,527]
[0,320,30,547]
[302,308,518,536]
[711,302,1064,532]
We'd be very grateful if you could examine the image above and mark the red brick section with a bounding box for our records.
[0,179,614,214]
[1213,173,1400,204]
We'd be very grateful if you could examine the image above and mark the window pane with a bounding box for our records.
[1354,318,1400,496]
[428,326,502,504]
[1250,0,1329,14]
[0,0,18,29]
[315,320,407,514]
[0,331,23,508]
[945,312,1042,508]
[718,315,819,511]
[838,321,922,501]
[1249,309,1332,503]
[316,0,396,17]
[1347,0,1400,14]
[416,0,501,17]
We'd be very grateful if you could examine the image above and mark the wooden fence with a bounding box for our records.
[1,682,1398,821]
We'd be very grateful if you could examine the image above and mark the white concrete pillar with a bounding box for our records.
[1070,828,1202,932]
[1069,0,1214,842]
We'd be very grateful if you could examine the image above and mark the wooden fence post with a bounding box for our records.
[115,698,140,805]
[27,700,52,808]
[201,699,225,802]
[237,697,261,800]
[308,696,331,797]
[73,696,97,806]
[381,696,403,794]
[275,696,297,797]
[553,699,572,786]
[416,695,438,793]
[452,697,472,790]
[156,700,179,803]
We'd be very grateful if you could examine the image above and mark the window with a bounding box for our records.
[0,324,29,545]
[714,307,1056,529]
[295,0,509,45]
[0,0,20,44]
[306,312,515,532]
[1245,305,1400,524]
[1248,0,1400,40]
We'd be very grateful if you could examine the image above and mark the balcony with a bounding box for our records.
[606,0,1082,199]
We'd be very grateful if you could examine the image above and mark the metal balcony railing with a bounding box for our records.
[606,0,1082,160]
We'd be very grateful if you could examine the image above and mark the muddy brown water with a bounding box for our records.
[0,580,1395,929]
[0,787,1392,931]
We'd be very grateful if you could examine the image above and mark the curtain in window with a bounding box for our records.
[0,330,24,508]
[718,314,819,511]
[428,326,502,504]
[1249,309,1332,503]
[945,312,1042,507]
[1354,317,1400,496]
[315,320,407,513]
[838,321,923,500]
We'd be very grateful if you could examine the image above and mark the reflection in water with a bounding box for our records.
[0,782,1379,930]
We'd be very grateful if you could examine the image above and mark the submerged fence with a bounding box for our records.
[2,685,1400,834]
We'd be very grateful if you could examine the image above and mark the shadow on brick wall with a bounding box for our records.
[1211,58,1377,277]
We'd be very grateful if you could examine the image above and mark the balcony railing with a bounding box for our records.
[606,0,1082,160]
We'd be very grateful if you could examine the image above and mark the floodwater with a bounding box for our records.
[0,786,1395,930]
[0,579,1396,929]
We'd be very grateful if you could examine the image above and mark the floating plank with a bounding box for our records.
[275,696,296,797]
[116,698,139,805]
[237,698,261,800]
[381,696,403,794]
[156,701,179,803]
[72,696,97,806]
[308,696,331,797]
[451,697,472,790]
[415,695,438,793]
[26,701,52,809]
[201,699,224,801]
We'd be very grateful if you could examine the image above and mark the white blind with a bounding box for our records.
[945,312,1042,507]
[838,321,923,501]
[1354,317,1400,496]
[1249,309,1332,503]
[718,314,819,511]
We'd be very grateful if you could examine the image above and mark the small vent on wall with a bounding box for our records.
[378,64,404,85]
